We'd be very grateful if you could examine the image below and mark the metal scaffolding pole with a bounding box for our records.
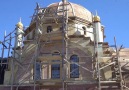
[62,0,68,90]
[7,34,12,69]
[34,5,40,90]
[96,38,101,90]
[114,37,123,90]
[1,31,6,66]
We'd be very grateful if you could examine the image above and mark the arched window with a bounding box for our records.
[47,26,52,33]
[82,26,86,35]
[51,60,60,79]
[70,55,79,78]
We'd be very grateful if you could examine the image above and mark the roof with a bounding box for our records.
[47,1,93,22]
[119,48,129,57]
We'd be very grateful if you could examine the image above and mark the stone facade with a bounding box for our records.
[1,1,129,90]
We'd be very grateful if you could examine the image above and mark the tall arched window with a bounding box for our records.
[47,26,52,33]
[70,55,79,78]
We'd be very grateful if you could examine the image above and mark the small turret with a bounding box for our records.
[93,11,103,42]
[14,18,24,49]
[12,19,24,58]
[93,11,104,56]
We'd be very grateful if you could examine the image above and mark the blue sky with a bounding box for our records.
[0,0,129,57]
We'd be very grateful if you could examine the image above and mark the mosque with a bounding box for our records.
[0,0,129,90]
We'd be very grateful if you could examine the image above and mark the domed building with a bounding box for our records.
[20,1,104,90]
[1,1,129,90]
[17,1,104,89]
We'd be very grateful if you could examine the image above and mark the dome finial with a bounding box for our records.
[93,10,100,22]
[62,0,67,2]
[95,10,98,16]
[20,17,22,22]
[16,17,23,29]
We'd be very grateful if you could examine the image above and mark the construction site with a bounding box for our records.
[0,0,129,90]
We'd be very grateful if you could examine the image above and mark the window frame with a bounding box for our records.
[70,55,79,78]
[35,62,41,80]
[47,26,53,33]
[51,60,60,79]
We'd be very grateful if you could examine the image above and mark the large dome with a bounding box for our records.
[46,1,93,22]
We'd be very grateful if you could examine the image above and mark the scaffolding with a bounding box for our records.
[0,0,129,90]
